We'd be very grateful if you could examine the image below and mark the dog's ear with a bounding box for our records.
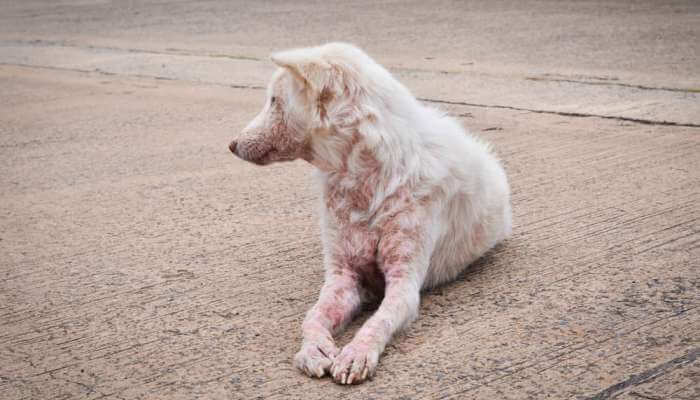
[270,49,331,93]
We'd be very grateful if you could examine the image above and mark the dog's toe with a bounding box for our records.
[331,341,379,385]
[294,341,338,378]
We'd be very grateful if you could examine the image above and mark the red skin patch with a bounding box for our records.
[310,136,428,325]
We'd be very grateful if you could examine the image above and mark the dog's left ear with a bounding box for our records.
[270,49,332,93]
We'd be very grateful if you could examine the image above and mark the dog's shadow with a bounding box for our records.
[336,241,512,346]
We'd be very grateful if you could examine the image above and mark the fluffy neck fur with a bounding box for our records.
[309,92,426,213]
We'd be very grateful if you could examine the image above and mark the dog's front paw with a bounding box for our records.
[294,338,339,378]
[331,340,380,385]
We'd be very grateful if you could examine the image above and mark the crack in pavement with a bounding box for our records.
[1,61,698,128]
[4,39,697,93]
[525,76,700,94]
[583,347,699,400]
[0,38,262,61]
[0,62,266,90]
[418,97,700,128]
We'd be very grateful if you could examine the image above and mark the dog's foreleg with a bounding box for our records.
[294,272,361,378]
[329,207,432,384]
[331,262,424,384]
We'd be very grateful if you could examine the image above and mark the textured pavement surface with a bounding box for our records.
[1,1,699,399]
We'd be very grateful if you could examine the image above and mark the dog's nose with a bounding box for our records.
[228,140,237,154]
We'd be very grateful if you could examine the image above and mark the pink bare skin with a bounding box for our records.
[229,43,512,385]
[316,154,432,384]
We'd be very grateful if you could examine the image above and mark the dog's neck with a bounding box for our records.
[311,125,419,216]
[308,126,380,174]
[307,99,422,199]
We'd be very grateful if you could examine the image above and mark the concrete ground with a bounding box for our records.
[1,1,698,399]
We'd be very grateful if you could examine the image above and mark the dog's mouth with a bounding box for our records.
[248,147,279,165]
[232,140,293,166]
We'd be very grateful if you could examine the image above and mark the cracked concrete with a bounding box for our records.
[1,1,699,399]
[1,37,698,126]
[418,97,700,128]
[586,348,699,400]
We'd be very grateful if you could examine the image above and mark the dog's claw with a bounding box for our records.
[294,339,338,378]
[331,341,379,385]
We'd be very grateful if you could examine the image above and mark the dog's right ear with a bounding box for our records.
[270,49,331,93]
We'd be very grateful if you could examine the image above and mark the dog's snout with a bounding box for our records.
[228,140,237,154]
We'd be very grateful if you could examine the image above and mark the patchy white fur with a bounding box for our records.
[231,42,512,384]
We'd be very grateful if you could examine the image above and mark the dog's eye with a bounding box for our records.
[270,96,277,105]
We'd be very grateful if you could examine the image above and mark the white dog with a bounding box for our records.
[229,43,511,385]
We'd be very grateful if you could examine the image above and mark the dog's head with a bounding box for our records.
[229,43,381,167]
